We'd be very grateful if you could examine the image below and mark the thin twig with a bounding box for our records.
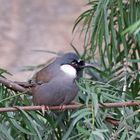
[14,81,35,88]
[105,117,119,126]
[0,77,140,113]
[0,104,83,113]
[99,101,140,108]
[0,77,33,95]
[0,101,139,113]
[0,77,26,92]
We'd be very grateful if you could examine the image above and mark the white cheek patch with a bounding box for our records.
[60,64,77,78]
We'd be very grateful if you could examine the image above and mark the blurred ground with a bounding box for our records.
[0,0,86,81]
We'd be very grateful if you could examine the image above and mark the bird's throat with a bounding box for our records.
[60,64,77,78]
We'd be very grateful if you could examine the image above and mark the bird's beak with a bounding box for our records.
[79,62,94,69]
[77,59,94,69]
[84,63,94,68]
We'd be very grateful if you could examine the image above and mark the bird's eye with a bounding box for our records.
[71,60,78,66]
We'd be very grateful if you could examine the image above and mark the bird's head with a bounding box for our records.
[59,52,86,77]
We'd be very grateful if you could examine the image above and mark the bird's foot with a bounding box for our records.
[41,105,49,115]
[45,105,50,111]
[59,105,66,111]
[41,105,45,115]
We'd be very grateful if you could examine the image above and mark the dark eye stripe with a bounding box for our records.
[79,60,85,65]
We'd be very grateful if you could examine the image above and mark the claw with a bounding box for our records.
[41,105,45,115]
[45,105,50,111]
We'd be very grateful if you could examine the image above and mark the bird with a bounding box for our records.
[31,52,86,106]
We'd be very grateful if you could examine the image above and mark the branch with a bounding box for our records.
[14,81,36,88]
[0,77,37,95]
[0,101,139,113]
[0,77,140,113]
[99,101,140,108]
[0,77,27,93]
[0,104,83,113]
[105,117,119,126]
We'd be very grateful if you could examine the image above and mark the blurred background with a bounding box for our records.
[0,0,85,81]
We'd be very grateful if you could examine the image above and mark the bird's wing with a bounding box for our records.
[31,57,56,84]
